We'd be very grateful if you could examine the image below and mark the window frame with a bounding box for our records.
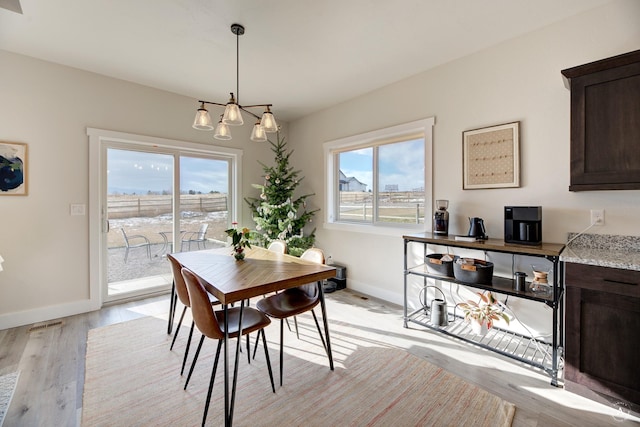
[323,117,434,236]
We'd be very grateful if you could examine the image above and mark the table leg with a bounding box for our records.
[229,300,244,425]
[224,303,230,427]
[317,280,334,370]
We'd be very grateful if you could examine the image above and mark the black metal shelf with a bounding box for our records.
[406,264,557,305]
[406,309,561,380]
[402,232,565,387]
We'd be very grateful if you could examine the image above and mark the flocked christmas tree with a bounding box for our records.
[245,136,317,257]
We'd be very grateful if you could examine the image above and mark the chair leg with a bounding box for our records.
[181,321,195,375]
[170,306,187,350]
[252,329,261,360]
[202,340,223,427]
[293,316,299,339]
[261,327,276,393]
[124,247,129,263]
[246,334,250,365]
[184,334,205,390]
[279,319,284,386]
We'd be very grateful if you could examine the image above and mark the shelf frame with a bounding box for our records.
[402,232,565,386]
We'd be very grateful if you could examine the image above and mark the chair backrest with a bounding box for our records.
[181,267,224,340]
[196,223,209,239]
[267,240,288,254]
[167,254,191,307]
[299,248,325,297]
[119,228,131,247]
[300,247,325,264]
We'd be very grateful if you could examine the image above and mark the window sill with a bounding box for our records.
[323,221,427,237]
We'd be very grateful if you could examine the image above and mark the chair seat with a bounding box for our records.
[215,306,271,338]
[256,288,319,319]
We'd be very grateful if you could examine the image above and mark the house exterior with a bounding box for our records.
[339,171,367,192]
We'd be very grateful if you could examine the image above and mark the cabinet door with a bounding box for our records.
[565,286,640,406]
[562,50,640,191]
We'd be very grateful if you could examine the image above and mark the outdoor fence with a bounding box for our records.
[108,194,228,218]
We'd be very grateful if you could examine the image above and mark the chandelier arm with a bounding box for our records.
[199,100,228,108]
[241,103,273,109]
[238,106,261,121]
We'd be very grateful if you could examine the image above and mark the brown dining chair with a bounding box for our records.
[181,267,275,425]
[255,247,329,386]
[167,254,220,376]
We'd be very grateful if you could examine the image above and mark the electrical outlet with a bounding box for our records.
[590,209,604,226]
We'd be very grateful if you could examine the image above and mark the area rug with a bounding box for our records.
[0,371,19,426]
[82,316,515,426]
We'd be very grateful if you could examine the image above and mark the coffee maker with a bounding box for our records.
[433,200,449,235]
[504,206,542,245]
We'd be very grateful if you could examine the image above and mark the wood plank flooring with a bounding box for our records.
[0,289,638,426]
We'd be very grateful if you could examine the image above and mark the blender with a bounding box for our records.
[433,200,449,235]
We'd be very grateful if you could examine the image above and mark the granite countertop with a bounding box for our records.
[560,233,640,271]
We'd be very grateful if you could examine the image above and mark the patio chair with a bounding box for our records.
[120,228,151,263]
[181,223,209,251]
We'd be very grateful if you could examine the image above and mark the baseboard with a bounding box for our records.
[0,298,99,330]
[345,278,403,306]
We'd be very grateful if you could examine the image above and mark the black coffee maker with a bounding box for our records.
[468,217,488,240]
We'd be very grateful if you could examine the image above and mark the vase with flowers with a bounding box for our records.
[457,291,509,335]
[225,222,252,260]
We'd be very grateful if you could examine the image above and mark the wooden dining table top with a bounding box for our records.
[169,246,337,304]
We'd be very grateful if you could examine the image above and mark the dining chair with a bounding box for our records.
[167,254,220,376]
[119,228,151,263]
[181,223,209,251]
[255,247,329,386]
[267,239,288,254]
[181,267,275,425]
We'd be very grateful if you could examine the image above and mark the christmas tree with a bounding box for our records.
[245,136,318,256]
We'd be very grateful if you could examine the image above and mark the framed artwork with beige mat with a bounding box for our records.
[82,316,515,426]
[463,122,520,190]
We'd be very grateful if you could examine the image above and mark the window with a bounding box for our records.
[324,118,434,233]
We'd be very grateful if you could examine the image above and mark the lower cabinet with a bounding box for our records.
[565,262,640,414]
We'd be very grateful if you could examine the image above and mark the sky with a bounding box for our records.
[107,149,229,195]
[339,138,424,191]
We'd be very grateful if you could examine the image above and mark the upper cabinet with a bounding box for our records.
[562,50,640,191]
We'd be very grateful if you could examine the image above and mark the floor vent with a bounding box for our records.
[28,320,64,333]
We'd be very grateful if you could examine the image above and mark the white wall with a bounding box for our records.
[289,0,640,306]
[0,50,281,328]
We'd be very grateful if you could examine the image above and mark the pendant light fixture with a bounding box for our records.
[192,23,278,142]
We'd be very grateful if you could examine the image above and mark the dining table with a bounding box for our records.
[169,245,337,427]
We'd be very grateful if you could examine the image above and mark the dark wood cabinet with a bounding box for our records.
[565,262,640,413]
[562,50,640,191]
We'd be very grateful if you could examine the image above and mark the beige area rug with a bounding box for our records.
[82,316,515,426]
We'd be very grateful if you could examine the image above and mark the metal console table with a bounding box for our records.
[403,232,565,386]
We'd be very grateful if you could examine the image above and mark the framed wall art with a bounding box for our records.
[463,122,520,190]
[0,141,28,195]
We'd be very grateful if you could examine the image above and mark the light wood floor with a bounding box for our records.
[0,289,638,426]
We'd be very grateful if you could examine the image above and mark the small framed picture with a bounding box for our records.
[463,122,520,189]
[0,141,28,195]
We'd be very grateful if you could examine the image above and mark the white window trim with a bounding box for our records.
[87,127,243,308]
[323,117,434,237]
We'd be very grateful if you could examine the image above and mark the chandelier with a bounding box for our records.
[192,23,278,142]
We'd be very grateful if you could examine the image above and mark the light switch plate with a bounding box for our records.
[70,204,86,216]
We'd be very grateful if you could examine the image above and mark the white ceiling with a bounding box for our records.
[0,0,613,122]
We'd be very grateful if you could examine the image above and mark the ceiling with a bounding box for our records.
[0,0,613,122]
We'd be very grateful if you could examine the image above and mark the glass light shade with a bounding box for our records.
[214,121,232,140]
[192,106,214,130]
[260,110,278,133]
[250,123,267,142]
[222,103,243,126]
